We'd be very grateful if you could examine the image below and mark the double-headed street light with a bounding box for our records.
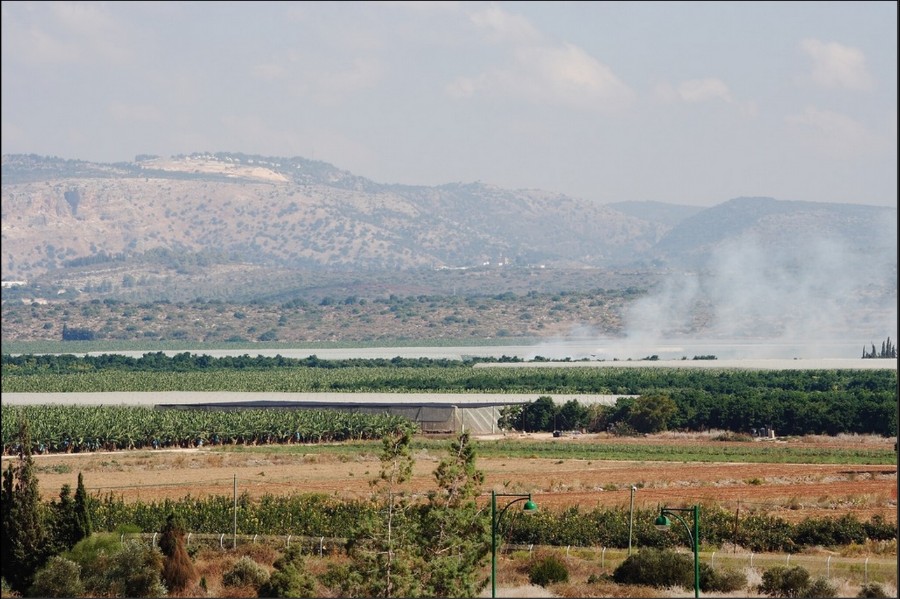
[655,505,701,598]
[491,491,538,598]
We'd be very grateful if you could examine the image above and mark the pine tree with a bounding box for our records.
[342,428,420,597]
[419,432,490,597]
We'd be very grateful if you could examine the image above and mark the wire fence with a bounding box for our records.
[124,533,898,587]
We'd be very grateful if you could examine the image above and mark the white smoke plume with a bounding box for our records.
[532,220,897,361]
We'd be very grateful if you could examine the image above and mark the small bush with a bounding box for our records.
[700,563,747,593]
[27,556,85,598]
[257,546,316,598]
[75,539,167,598]
[758,565,811,598]
[222,556,269,589]
[806,577,838,598]
[612,548,693,589]
[712,431,754,442]
[857,583,890,598]
[64,532,122,568]
[528,554,569,587]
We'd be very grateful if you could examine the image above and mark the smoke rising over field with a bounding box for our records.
[619,227,898,359]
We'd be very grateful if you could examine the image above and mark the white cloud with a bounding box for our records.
[469,4,543,45]
[800,38,874,91]
[654,78,756,116]
[521,43,635,109]
[785,105,872,157]
[451,6,633,111]
[7,2,132,66]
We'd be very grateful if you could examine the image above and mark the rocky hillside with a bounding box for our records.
[1,153,663,279]
[2,153,894,304]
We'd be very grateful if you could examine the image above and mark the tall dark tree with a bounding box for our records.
[46,483,76,556]
[73,471,93,541]
[1,415,49,593]
[1,463,14,588]
[159,512,197,593]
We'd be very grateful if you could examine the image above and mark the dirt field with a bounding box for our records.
[13,432,897,525]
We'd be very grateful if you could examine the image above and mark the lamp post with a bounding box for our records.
[491,491,538,598]
[655,505,700,598]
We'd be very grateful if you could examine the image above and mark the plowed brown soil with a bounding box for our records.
[13,432,896,525]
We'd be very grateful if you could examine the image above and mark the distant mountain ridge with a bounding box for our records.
[1,153,894,299]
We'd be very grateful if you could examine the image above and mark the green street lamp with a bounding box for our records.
[491,491,538,598]
[655,505,701,598]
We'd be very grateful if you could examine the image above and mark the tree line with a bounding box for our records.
[862,337,897,359]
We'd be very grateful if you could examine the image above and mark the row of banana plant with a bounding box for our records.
[1,404,415,454]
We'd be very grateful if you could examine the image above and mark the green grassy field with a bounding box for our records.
[217,437,896,465]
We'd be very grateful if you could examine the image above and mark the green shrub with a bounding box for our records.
[857,583,890,598]
[700,563,747,593]
[759,565,811,598]
[27,556,85,598]
[222,556,269,589]
[76,539,166,598]
[63,532,121,569]
[258,546,316,598]
[612,548,693,589]
[712,431,754,442]
[528,554,569,587]
[805,577,838,598]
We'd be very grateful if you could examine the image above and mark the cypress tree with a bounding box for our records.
[46,483,76,555]
[2,415,49,593]
[1,463,14,588]
[73,472,93,542]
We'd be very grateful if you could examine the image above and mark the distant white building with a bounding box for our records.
[1,280,27,288]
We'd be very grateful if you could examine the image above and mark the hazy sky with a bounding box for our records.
[2,1,897,207]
